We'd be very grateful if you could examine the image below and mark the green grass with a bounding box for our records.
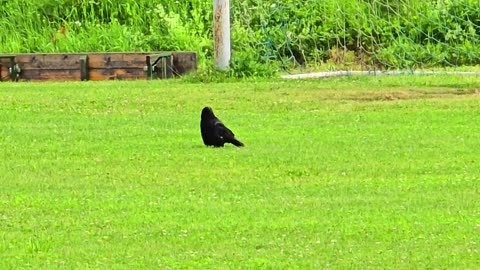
[1,76,480,269]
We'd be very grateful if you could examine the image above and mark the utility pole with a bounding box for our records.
[213,0,230,70]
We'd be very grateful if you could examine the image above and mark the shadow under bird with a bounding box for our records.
[200,106,244,147]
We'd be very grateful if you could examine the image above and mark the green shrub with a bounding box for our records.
[1,0,480,75]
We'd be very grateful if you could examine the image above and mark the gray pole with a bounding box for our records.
[213,0,231,70]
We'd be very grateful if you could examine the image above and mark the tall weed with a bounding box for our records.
[1,0,479,75]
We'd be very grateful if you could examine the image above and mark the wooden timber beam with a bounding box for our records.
[1,52,197,82]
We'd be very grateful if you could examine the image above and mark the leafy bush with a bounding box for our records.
[1,0,480,75]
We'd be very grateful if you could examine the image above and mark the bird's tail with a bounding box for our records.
[231,138,244,147]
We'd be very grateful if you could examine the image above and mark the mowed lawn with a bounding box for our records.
[0,76,479,269]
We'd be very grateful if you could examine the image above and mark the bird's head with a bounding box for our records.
[201,106,215,119]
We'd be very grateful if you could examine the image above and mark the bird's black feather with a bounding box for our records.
[200,107,244,147]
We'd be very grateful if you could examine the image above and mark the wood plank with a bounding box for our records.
[0,65,9,81]
[172,52,197,76]
[19,69,81,81]
[15,54,82,70]
[87,53,150,69]
[88,68,147,80]
[0,55,16,81]
[1,52,197,82]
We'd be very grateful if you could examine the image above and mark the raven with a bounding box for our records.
[200,106,244,147]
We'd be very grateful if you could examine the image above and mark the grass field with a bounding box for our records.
[1,75,479,269]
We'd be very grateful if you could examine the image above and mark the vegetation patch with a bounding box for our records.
[1,0,480,74]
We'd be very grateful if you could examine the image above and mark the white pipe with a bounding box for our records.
[281,70,480,79]
[213,0,231,70]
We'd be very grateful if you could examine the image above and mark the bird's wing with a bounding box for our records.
[214,120,234,139]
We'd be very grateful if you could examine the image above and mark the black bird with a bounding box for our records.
[200,106,244,147]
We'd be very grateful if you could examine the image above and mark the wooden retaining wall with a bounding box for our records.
[0,52,196,82]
